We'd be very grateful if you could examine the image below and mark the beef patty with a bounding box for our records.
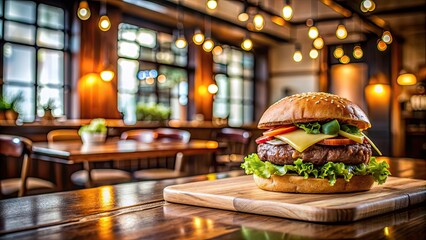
[257,143,372,165]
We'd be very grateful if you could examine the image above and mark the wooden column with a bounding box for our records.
[78,3,121,119]
[193,47,214,121]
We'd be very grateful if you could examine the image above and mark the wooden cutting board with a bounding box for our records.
[163,176,426,222]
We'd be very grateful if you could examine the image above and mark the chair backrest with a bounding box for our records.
[214,128,252,155]
[0,135,32,197]
[121,128,191,144]
[47,129,81,142]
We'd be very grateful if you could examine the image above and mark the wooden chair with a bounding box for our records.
[47,129,132,188]
[212,128,252,172]
[0,135,55,199]
[121,128,190,180]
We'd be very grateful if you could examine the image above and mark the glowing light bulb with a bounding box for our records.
[382,31,393,44]
[98,15,111,31]
[208,84,218,94]
[339,55,350,64]
[100,69,114,81]
[336,24,347,39]
[193,30,205,45]
[77,1,91,20]
[212,45,223,55]
[308,26,319,39]
[353,45,363,59]
[293,50,302,62]
[203,38,214,52]
[313,37,324,49]
[175,36,187,49]
[206,0,218,10]
[241,38,253,51]
[377,40,387,51]
[333,46,344,59]
[238,12,249,22]
[282,5,293,21]
[309,49,319,59]
[253,14,264,31]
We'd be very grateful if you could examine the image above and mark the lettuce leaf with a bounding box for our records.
[241,153,390,186]
[296,122,321,134]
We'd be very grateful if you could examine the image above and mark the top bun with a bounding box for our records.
[258,92,371,130]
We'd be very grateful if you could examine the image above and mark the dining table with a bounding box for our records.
[0,156,425,239]
[31,139,226,190]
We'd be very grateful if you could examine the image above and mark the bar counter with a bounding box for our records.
[0,157,425,239]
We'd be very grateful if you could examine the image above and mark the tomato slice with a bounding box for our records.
[255,135,274,144]
[317,137,356,146]
[263,125,298,137]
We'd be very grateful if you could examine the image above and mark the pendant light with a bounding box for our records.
[202,16,214,52]
[353,45,363,59]
[313,36,324,49]
[206,0,218,10]
[309,48,318,59]
[336,21,348,40]
[238,0,249,22]
[192,28,205,45]
[293,44,302,62]
[174,1,187,49]
[253,12,264,31]
[282,0,293,21]
[98,0,111,31]
[382,31,393,44]
[333,46,344,59]
[397,70,417,86]
[77,0,91,20]
[241,33,253,51]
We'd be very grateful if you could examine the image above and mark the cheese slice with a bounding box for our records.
[275,129,336,152]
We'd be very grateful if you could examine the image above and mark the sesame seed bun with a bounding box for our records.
[258,92,371,130]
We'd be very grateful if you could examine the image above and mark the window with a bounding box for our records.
[0,0,67,122]
[213,47,254,126]
[117,23,188,123]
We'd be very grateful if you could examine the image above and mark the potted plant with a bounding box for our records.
[0,92,22,122]
[78,118,108,144]
[136,102,171,122]
[42,98,56,121]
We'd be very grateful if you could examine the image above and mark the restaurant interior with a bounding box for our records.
[0,1,426,239]
[0,0,425,195]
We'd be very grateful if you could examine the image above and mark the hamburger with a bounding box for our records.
[241,92,390,193]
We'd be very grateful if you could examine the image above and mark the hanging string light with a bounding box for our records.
[353,45,363,59]
[309,48,319,59]
[253,12,264,31]
[192,28,205,45]
[360,0,375,12]
[202,16,214,52]
[333,46,344,58]
[77,0,91,20]
[313,36,324,49]
[308,25,319,39]
[336,22,348,40]
[293,44,302,62]
[238,0,249,22]
[377,39,387,51]
[212,45,223,55]
[381,31,393,44]
[206,0,218,10]
[98,0,111,31]
[241,33,253,51]
[282,0,293,21]
[339,55,350,64]
[174,2,187,49]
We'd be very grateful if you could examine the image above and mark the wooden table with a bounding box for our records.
[0,157,425,239]
[32,139,225,190]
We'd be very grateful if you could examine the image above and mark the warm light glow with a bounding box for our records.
[100,70,114,81]
[374,84,384,94]
[397,73,417,86]
[175,36,187,49]
[293,50,302,62]
[212,45,223,55]
[384,227,390,237]
[77,1,91,20]
[202,38,214,52]
[98,15,111,31]
[192,31,205,45]
[238,12,249,22]
[198,85,208,95]
[333,46,344,58]
[309,48,319,59]
[282,5,293,21]
[146,77,154,85]
[361,0,375,12]
[253,14,264,31]
[82,73,101,85]
[241,38,253,51]
[308,26,319,39]
[339,55,350,64]
[313,37,324,49]
[382,31,393,44]
[377,40,387,51]
[157,74,167,83]
[336,24,348,39]
[206,0,218,10]
[208,84,218,94]
[353,45,363,59]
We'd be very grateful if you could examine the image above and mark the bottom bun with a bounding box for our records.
[253,174,375,193]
